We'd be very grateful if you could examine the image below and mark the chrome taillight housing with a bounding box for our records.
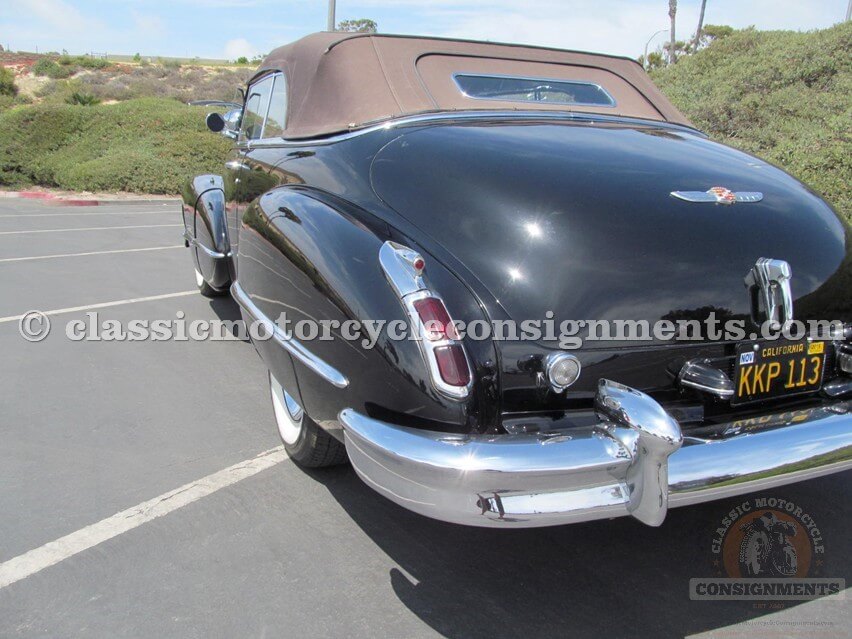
[380,241,473,399]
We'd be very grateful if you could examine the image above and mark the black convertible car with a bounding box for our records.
[182,32,852,528]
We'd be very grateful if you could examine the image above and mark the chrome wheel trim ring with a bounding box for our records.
[270,374,304,445]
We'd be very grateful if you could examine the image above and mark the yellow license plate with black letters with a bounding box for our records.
[733,340,826,405]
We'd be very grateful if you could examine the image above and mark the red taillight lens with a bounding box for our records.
[434,345,470,386]
[412,297,459,340]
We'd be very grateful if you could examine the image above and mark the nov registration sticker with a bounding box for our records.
[733,339,826,405]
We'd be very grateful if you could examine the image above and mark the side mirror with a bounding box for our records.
[206,109,241,139]
[206,112,225,132]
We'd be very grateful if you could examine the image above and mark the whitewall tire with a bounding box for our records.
[268,372,347,468]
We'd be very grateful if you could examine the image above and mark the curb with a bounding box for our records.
[0,191,179,206]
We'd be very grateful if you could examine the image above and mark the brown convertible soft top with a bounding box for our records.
[258,32,692,139]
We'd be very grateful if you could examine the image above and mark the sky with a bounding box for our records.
[0,0,848,61]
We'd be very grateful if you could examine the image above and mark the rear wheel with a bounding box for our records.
[269,373,347,467]
[195,267,225,298]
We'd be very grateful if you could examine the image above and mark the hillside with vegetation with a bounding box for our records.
[0,52,249,193]
[651,21,850,218]
[0,24,849,211]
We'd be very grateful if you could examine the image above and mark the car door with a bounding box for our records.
[233,72,304,403]
[228,73,275,279]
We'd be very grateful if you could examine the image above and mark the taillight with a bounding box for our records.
[412,297,460,341]
[408,291,471,396]
[379,241,472,399]
[434,345,471,386]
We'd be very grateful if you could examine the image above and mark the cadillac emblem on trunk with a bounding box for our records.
[671,187,763,205]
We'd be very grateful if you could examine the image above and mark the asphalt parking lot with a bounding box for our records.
[0,198,849,639]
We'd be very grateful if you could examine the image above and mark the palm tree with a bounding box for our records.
[668,0,677,63]
[694,0,708,51]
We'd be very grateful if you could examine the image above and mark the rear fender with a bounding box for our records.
[181,174,232,290]
[234,186,494,437]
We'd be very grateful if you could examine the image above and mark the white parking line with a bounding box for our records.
[0,224,181,235]
[0,290,197,323]
[0,210,175,218]
[0,209,175,219]
[0,447,288,590]
[0,245,182,263]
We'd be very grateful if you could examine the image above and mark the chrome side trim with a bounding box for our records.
[183,229,231,259]
[254,110,703,146]
[231,281,349,388]
[340,387,852,528]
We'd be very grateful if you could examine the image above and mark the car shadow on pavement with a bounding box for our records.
[306,464,850,639]
[207,295,250,341]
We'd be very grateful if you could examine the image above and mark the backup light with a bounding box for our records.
[839,347,852,375]
[546,353,582,392]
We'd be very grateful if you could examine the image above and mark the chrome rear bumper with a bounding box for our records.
[340,380,852,528]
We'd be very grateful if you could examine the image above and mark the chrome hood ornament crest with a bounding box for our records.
[671,187,763,205]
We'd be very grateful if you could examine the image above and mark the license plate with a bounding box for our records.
[733,340,827,405]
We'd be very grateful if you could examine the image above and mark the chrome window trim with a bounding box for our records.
[452,72,617,108]
[240,72,277,142]
[231,281,349,389]
[263,72,288,139]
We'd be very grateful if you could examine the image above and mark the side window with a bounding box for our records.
[263,74,287,139]
[240,75,274,141]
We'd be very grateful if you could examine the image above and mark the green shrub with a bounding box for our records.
[0,94,32,113]
[65,91,100,106]
[0,98,231,193]
[76,56,111,70]
[652,22,851,219]
[33,58,74,79]
[32,58,56,76]
[0,64,17,96]
[56,54,110,70]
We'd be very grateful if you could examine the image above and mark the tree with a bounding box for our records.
[337,18,377,33]
[696,24,734,49]
[236,56,249,65]
[132,52,141,62]
[693,0,708,51]
[668,0,677,63]
[640,51,666,71]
